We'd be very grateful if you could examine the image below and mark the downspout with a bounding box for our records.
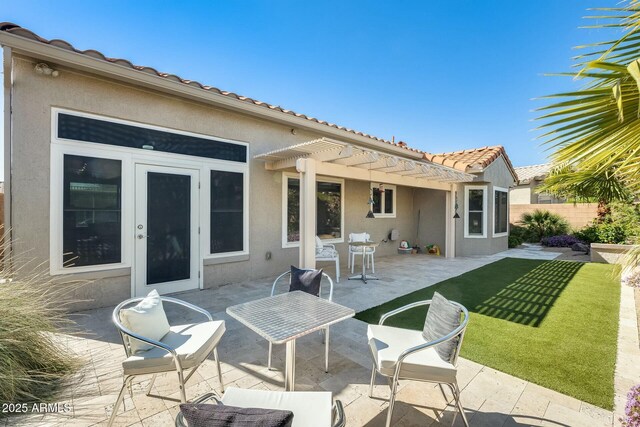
[2,46,12,265]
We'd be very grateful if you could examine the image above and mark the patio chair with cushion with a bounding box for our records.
[109,290,225,427]
[268,267,334,372]
[367,292,470,427]
[348,232,375,274]
[175,387,345,427]
[315,235,340,282]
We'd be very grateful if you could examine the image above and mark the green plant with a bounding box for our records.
[574,224,600,244]
[508,235,523,248]
[596,223,628,244]
[0,248,82,405]
[519,210,570,242]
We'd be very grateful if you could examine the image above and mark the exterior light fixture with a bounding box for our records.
[366,157,375,219]
[34,63,59,77]
[453,191,460,219]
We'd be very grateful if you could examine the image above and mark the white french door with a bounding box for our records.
[134,164,200,296]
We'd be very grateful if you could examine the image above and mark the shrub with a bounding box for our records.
[621,384,640,427]
[508,225,527,248]
[573,224,600,244]
[508,235,523,248]
[596,222,628,244]
[519,210,570,242]
[541,235,583,247]
[0,249,82,405]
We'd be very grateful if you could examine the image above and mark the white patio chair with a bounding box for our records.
[109,296,225,427]
[348,232,375,274]
[316,235,340,282]
[367,299,470,427]
[268,268,334,373]
[175,387,346,427]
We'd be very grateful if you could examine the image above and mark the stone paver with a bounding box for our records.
[614,282,640,426]
[7,249,630,427]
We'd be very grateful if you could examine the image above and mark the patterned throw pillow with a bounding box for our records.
[422,292,462,362]
[288,266,322,297]
[180,403,294,427]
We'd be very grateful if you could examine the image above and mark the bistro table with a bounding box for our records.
[226,291,355,391]
[348,241,380,284]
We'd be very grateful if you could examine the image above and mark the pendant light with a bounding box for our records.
[453,191,461,219]
[366,157,375,218]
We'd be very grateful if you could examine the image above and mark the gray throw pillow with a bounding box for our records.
[289,266,322,297]
[423,292,462,362]
[179,403,294,427]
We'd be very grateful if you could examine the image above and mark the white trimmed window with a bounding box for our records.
[493,186,509,237]
[464,185,487,238]
[282,173,344,248]
[50,108,249,275]
[371,183,396,218]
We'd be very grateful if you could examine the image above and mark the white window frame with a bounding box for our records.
[282,172,345,248]
[203,164,250,260]
[370,183,397,218]
[464,185,487,238]
[50,107,250,276]
[493,186,509,238]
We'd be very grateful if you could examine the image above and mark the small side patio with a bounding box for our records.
[9,250,626,427]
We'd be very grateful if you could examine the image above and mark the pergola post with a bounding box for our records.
[296,158,317,269]
[445,186,456,258]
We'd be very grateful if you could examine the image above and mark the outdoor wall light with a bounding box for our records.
[34,63,59,77]
[453,191,461,219]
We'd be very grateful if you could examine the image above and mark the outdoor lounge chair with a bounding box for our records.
[367,295,470,427]
[316,235,340,282]
[268,268,334,373]
[109,295,225,427]
[175,387,346,427]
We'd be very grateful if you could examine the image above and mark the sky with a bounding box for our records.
[0,0,620,178]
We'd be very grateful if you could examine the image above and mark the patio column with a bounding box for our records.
[445,186,456,258]
[296,158,317,269]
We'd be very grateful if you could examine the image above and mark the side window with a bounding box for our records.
[210,171,244,254]
[465,186,487,238]
[63,155,122,267]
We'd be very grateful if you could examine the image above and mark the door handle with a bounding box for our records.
[137,234,148,239]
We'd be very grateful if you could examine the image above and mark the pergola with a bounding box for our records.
[255,138,475,266]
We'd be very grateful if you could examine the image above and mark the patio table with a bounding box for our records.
[348,241,379,284]
[226,291,355,391]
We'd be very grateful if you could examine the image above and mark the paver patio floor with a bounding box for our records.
[8,249,621,426]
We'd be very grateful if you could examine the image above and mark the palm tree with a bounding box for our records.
[538,164,631,220]
[519,209,570,242]
[537,0,640,267]
[536,1,640,193]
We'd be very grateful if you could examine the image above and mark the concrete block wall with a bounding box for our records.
[509,203,598,230]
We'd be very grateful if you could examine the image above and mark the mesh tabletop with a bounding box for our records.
[226,291,355,344]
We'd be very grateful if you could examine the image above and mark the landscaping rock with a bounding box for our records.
[571,242,589,253]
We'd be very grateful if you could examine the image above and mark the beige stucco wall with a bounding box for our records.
[510,185,532,205]
[8,55,438,310]
[413,189,447,252]
[454,157,515,257]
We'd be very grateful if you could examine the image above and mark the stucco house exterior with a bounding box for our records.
[510,163,565,205]
[0,23,516,310]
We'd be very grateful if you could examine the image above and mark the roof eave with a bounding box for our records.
[0,31,423,160]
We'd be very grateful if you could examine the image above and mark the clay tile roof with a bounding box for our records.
[423,145,518,182]
[0,22,425,154]
[514,163,551,184]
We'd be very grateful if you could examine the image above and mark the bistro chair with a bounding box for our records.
[175,387,345,427]
[268,268,335,373]
[367,293,470,427]
[316,235,340,282]
[348,232,376,274]
[109,294,225,427]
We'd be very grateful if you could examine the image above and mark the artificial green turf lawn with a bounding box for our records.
[356,258,620,409]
